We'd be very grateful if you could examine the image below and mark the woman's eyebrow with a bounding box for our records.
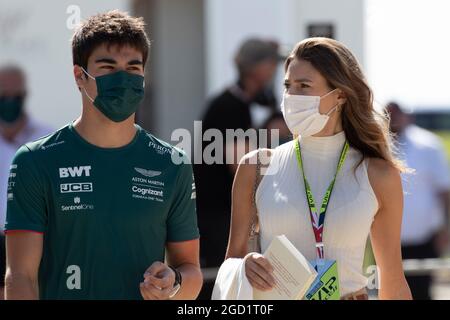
[284,78,313,83]
[292,78,313,83]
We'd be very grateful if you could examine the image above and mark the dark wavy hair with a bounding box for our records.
[285,37,405,172]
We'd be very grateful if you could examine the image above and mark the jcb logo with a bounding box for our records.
[59,166,91,178]
[60,183,93,193]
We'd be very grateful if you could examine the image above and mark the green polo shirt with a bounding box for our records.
[5,123,199,299]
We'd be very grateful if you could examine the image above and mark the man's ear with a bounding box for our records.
[73,65,85,89]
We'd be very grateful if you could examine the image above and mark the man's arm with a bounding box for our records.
[139,153,201,300]
[139,239,202,300]
[438,190,450,226]
[166,239,202,300]
[4,232,43,300]
[3,146,47,300]
[430,142,450,254]
[434,190,450,254]
[1,232,5,299]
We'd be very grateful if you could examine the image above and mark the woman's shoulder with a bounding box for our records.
[367,157,401,177]
[232,149,269,197]
[367,157,402,205]
[238,148,274,174]
[237,141,295,179]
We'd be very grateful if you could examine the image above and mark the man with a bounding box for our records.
[194,38,281,299]
[387,102,450,300]
[0,65,52,299]
[4,11,202,300]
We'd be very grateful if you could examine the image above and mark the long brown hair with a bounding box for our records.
[285,37,405,172]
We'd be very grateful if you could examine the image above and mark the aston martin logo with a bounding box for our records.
[134,167,162,178]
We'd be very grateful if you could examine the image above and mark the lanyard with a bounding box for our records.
[294,138,349,260]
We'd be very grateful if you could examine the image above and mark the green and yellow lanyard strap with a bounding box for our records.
[294,138,350,260]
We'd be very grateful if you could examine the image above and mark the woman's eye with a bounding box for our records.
[301,83,310,88]
[100,66,114,70]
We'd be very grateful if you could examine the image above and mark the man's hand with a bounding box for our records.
[139,261,176,300]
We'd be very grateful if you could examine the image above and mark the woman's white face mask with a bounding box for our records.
[281,89,339,137]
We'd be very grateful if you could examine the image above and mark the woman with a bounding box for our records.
[225,37,412,300]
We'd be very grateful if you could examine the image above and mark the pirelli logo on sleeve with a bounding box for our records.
[191,173,196,199]
[7,164,18,201]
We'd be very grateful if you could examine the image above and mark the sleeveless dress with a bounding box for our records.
[255,131,379,296]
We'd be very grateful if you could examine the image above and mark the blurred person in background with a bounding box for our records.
[194,38,282,299]
[226,113,291,177]
[261,111,292,147]
[387,102,450,300]
[0,65,52,299]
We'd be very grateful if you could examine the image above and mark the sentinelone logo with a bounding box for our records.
[61,196,94,212]
[61,203,94,211]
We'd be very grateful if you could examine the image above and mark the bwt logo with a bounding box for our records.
[59,166,91,178]
[60,183,93,193]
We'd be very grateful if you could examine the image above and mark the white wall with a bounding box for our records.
[0,0,366,134]
[366,0,450,109]
[0,0,130,129]
[147,0,205,141]
[205,0,365,101]
[293,0,365,65]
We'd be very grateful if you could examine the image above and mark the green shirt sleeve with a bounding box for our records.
[5,145,47,233]
[166,155,200,242]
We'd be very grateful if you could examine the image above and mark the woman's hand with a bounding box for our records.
[245,253,276,291]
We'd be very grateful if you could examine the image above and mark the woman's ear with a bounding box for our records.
[337,89,347,106]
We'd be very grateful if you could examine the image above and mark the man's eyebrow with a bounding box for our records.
[128,59,143,66]
[95,58,117,64]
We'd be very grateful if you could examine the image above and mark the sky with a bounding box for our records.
[366,0,450,112]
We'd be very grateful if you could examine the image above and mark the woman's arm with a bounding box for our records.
[368,158,412,300]
[225,150,258,260]
[225,149,275,291]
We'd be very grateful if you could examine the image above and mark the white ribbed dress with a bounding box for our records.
[255,131,379,296]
